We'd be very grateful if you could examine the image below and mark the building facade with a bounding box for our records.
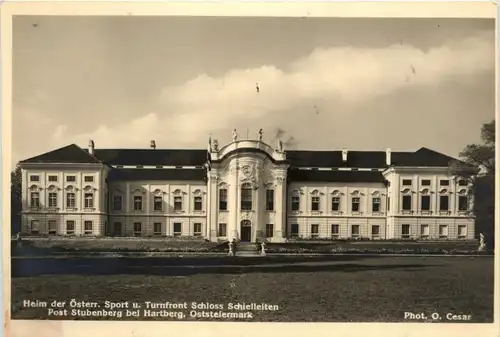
[18,134,476,242]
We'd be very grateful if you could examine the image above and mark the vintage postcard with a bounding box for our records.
[1,1,498,337]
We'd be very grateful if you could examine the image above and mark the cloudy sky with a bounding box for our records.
[13,16,495,166]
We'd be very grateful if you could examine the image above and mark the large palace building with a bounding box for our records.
[18,131,476,242]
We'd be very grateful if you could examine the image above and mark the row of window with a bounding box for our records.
[217,187,275,211]
[113,195,204,212]
[30,219,94,235]
[400,179,468,187]
[290,194,469,213]
[28,220,469,239]
[215,223,275,237]
[29,191,470,214]
[396,194,468,212]
[288,223,468,239]
[29,175,468,187]
[30,175,95,183]
[113,222,204,236]
[30,192,94,209]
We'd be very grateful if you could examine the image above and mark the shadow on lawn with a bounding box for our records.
[12,255,440,277]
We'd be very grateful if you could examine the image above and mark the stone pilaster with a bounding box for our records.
[273,175,287,242]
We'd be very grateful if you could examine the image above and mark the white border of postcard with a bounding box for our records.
[1,1,499,337]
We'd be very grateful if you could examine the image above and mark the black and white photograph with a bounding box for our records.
[2,2,498,335]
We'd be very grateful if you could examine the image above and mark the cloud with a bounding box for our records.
[49,31,497,151]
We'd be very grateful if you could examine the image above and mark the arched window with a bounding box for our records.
[439,189,449,212]
[331,190,341,212]
[420,188,431,213]
[351,190,361,213]
[218,183,228,211]
[311,190,320,211]
[457,189,469,212]
[401,188,412,212]
[240,183,253,210]
[83,185,95,209]
[173,189,183,212]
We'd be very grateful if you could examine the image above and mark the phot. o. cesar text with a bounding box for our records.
[22,299,280,320]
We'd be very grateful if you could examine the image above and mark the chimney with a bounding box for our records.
[386,148,392,166]
[150,140,156,149]
[88,140,95,155]
[342,148,348,162]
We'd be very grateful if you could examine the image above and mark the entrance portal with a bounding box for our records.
[240,220,252,242]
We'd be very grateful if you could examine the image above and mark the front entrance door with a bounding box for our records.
[240,220,252,242]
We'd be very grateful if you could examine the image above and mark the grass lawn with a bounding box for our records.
[11,255,494,322]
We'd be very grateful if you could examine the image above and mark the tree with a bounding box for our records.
[449,120,495,248]
[11,166,22,235]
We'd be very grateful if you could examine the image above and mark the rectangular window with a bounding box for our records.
[387,197,390,211]
[30,175,40,182]
[458,179,468,186]
[458,196,468,211]
[48,175,58,182]
[291,196,300,211]
[458,225,467,239]
[174,196,182,211]
[440,179,449,186]
[84,193,94,208]
[219,189,228,211]
[84,176,94,182]
[48,220,57,235]
[133,222,142,236]
[30,192,40,208]
[173,222,182,236]
[66,220,75,235]
[113,195,122,211]
[194,223,202,237]
[371,225,380,238]
[84,221,93,235]
[421,195,430,211]
[30,220,40,234]
[194,196,203,211]
[153,196,163,211]
[134,196,143,211]
[311,224,319,238]
[265,224,274,238]
[113,222,122,236]
[420,224,430,239]
[66,175,76,182]
[266,190,274,211]
[290,224,299,238]
[218,223,227,237]
[153,222,162,236]
[439,225,448,238]
[372,197,381,212]
[351,225,360,238]
[48,192,58,208]
[331,224,339,239]
[351,197,360,212]
[439,195,449,211]
[402,195,412,211]
[402,224,410,239]
[421,179,431,186]
[311,197,320,211]
[66,193,75,208]
[331,197,340,211]
[402,179,412,186]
